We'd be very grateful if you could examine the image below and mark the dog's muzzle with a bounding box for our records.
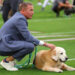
[60,57,68,62]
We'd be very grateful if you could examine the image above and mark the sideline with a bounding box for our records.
[42,38,75,41]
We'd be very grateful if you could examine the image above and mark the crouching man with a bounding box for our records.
[0,2,56,71]
[52,0,75,17]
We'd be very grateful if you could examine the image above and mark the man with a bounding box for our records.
[41,0,54,11]
[41,0,50,11]
[0,0,23,22]
[73,0,75,5]
[52,0,73,17]
[0,2,56,71]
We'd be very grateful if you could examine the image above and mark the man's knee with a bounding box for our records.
[28,43,35,52]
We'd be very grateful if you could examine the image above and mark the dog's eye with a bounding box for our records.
[60,53,63,55]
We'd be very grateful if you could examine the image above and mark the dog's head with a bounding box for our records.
[52,47,68,62]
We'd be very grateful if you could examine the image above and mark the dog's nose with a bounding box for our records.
[65,57,68,61]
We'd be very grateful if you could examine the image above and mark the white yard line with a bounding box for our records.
[29,17,75,22]
[30,31,41,33]
[35,35,75,38]
[47,32,75,35]
[41,38,75,42]
[31,31,75,35]
[68,58,75,61]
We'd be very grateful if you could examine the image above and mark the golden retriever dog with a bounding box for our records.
[34,47,75,72]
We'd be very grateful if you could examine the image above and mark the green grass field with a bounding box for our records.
[0,0,75,75]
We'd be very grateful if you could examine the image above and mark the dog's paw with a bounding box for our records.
[68,68,75,71]
[72,68,75,71]
[55,69,63,73]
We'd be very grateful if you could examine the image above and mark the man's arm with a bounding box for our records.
[16,18,56,49]
[16,18,40,46]
[58,0,73,8]
[39,41,56,50]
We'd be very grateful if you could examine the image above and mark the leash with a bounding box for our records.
[15,47,37,68]
[32,47,37,68]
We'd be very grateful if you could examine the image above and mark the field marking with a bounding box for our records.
[31,32,75,35]
[30,31,41,33]
[31,31,75,36]
[35,35,75,38]
[68,58,75,61]
[29,17,75,22]
[41,38,75,41]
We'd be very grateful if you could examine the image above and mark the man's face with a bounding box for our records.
[23,5,34,19]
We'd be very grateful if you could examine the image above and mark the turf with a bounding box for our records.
[0,0,75,75]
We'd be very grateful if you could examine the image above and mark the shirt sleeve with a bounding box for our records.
[15,18,40,46]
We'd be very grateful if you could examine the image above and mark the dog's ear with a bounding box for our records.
[51,51,59,61]
[52,55,59,61]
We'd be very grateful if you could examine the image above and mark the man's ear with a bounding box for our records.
[22,8,25,12]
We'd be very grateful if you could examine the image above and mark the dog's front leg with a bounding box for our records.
[61,63,75,71]
[42,65,63,73]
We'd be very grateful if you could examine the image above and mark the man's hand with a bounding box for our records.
[44,43,56,50]
[39,41,56,50]
[0,0,3,5]
[58,2,73,8]
[68,4,73,8]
